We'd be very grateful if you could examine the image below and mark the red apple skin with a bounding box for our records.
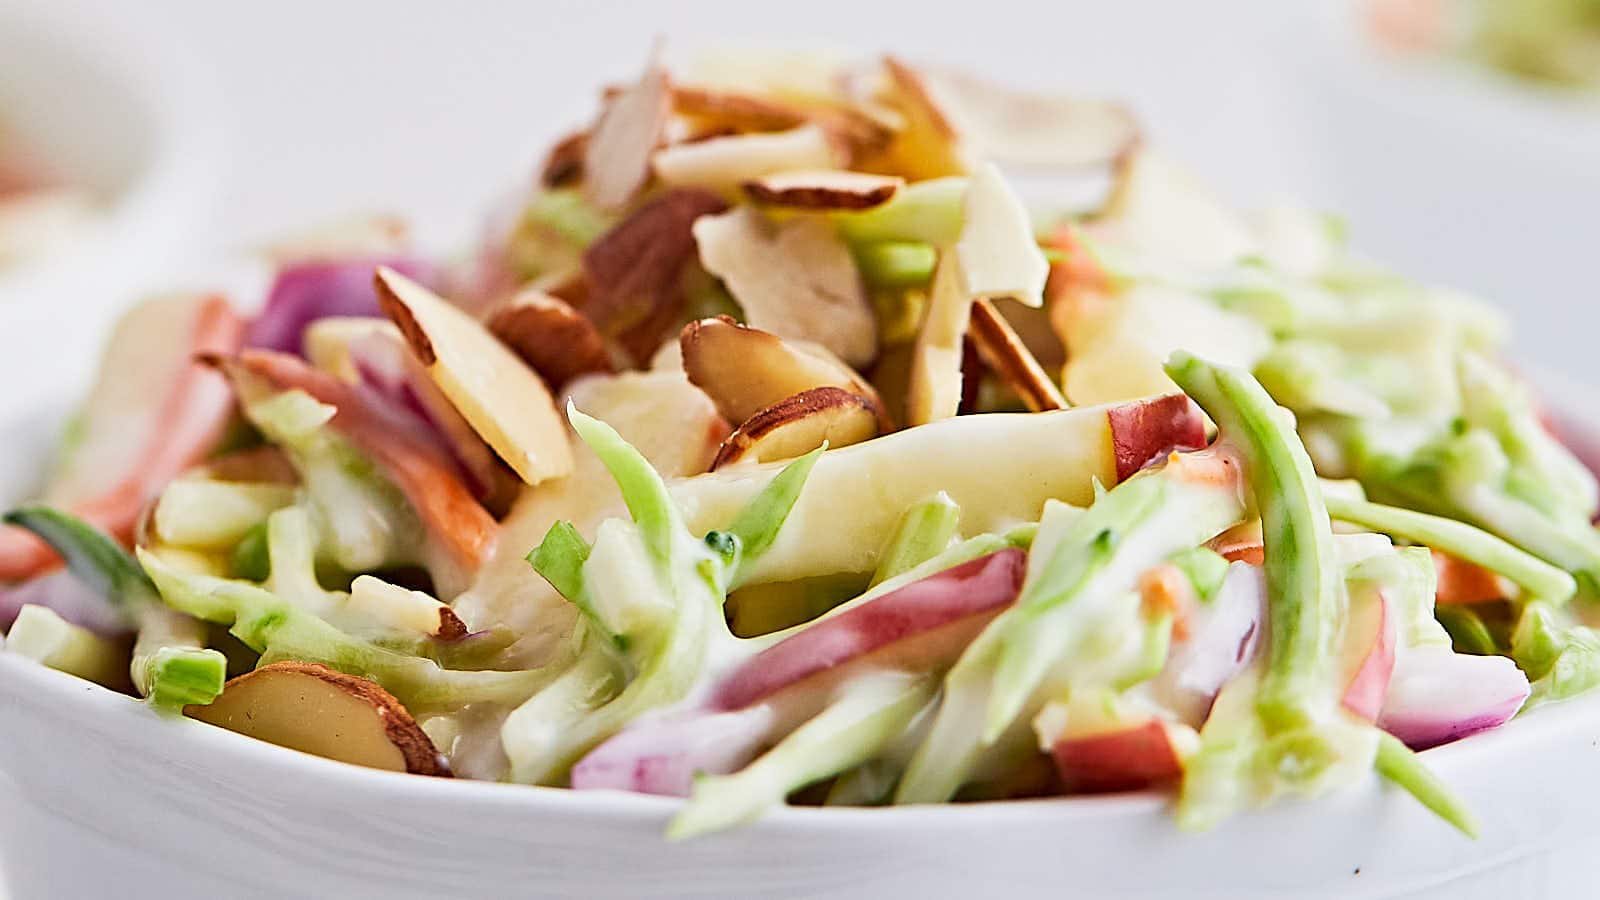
[0,297,243,581]
[1050,719,1186,794]
[228,350,497,574]
[1107,394,1208,482]
[708,548,1027,712]
[1342,589,1396,722]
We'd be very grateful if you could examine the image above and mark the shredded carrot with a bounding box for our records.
[1139,563,1195,642]
[1433,550,1507,605]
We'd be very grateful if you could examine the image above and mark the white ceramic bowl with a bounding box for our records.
[2,393,1600,899]
[0,4,220,411]
[1277,2,1600,379]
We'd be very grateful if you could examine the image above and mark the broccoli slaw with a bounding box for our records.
[1,46,1596,843]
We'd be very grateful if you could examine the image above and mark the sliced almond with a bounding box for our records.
[693,207,876,367]
[711,387,879,469]
[905,164,1049,425]
[652,124,844,192]
[672,84,811,132]
[375,267,574,486]
[864,56,972,181]
[914,65,1140,171]
[303,316,523,511]
[1088,148,1258,270]
[187,662,449,776]
[581,188,728,364]
[539,130,589,188]
[679,316,884,426]
[582,56,671,211]
[968,298,1067,412]
[742,170,902,211]
[486,289,614,391]
[348,575,468,641]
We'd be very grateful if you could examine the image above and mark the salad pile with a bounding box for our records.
[3,47,1598,840]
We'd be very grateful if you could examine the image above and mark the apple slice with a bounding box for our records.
[225,350,497,581]
[712,548,1027,710]
[653,125,845,192]
[1340,584,1398,722]
[572,548,1026,796]
[742,170,902,211]
[674,396,1207,586]
[582,54,670,211]
[1046,715,1196,793]
[186,662,449,776]
[0,295,243,581]
[374,266,573,486]
[679,316,883,426]
[711,387,879,470]
[693,207,876,367]
[485,289,614,391]
[1107,394,1209,481]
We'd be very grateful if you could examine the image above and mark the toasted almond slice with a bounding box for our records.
[348,575,468,641]
[968,298,1067,412]
[914,65,1140,171]
[693,207,876,367]
[672,84,811,132]
[486,290,614,391]
[582,56,671,211]
[581,188,728,364]
[652,124,844,192]
[540,130,589,188]
[375,267,573,486]
[680,316,883,426]
[303,316,522,511]
[259,214,412,265]
[187,662,449,776]
[711,387,879,469]
[742,170,902,211]
[866,56,972,181]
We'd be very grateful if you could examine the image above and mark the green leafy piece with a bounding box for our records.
[984,456,1245,740]
[4,506,155,603]
[4,507,225,710]
[834,177,967,246]
[722,445,825,587]
[1325,493,1575,604]
[1512,601,1600,707]
[1167,352,1340,733]
[670,673,933,839]
[138,549,548,716]
[1435,605,1500,656]
[567,406,685,566]
[854,242,938,289]
[230,521,271,581]
[524,188,615,246]
[1374,732,1480,838]
[1168,546,1231,603]
[529,521,592,605]
[869,492,961,588]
